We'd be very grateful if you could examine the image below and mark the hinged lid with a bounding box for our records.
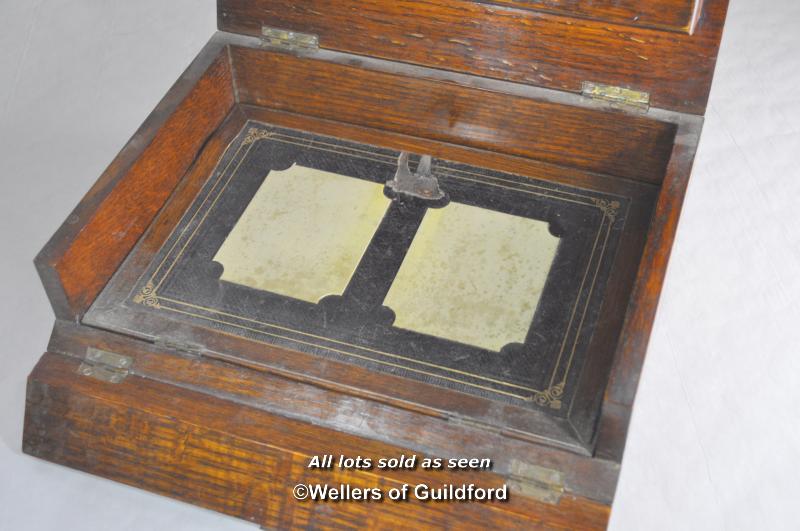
[218,0,729,114]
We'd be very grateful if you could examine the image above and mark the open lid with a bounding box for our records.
[218,0,729,115]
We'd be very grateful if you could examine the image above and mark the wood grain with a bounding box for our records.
[48,319,622,505]
[484,0,699,32]
[35,43,235,319]
[24,351,611,530]
[592,123,701,461]
[219,0,729,114]
[243,106,665,197]
[231,46,677,183]
[608,135,700,406]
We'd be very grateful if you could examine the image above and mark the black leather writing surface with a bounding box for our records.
[126,122,629,415]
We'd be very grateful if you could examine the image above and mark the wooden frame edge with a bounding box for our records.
[596,119,703,460]
[35,34,237,319]
[23,350,611,530]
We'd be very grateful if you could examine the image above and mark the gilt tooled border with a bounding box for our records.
[131,123,625,409]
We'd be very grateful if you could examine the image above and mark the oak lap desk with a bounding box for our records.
[24,1,729,529]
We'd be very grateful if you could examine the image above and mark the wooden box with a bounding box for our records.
[24,1,729,528]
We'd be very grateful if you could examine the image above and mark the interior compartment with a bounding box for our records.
[53,38,695,456]
[88,120,635,444]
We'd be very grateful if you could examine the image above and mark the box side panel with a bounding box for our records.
[595,124,702,461]
[35,38,236,319]
[49,319,622,504]
[230,46,677,184]
[24,351,610,530]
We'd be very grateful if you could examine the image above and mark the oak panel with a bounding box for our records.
[24,352,611,530]
[231,46,677,183]
[35,46,235,318]
[219,0,728,113]
[486,0,699,32]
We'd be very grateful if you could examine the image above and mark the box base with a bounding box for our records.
[24,348,610,529]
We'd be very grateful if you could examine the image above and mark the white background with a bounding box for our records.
[0,1,798,529]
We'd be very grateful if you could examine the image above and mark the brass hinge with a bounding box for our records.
[261,26,319,51]
[507,460,565,505]
[78,348,132,384]
[581,81,650,111]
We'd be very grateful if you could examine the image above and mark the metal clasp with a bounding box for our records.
[386,152,445,201]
